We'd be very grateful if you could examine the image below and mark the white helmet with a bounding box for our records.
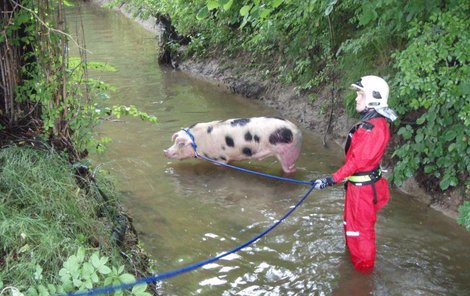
[351,75,389,108]
[351,75,398,121]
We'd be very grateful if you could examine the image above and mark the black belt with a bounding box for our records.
[347,166,382,204]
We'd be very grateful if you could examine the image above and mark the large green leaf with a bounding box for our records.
[196,6,210,20]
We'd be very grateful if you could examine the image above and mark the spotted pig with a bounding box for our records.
[163,117,303,173]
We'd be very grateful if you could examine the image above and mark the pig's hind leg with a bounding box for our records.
[276,144,301,174]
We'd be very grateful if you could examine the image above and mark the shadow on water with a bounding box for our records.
[68,3,470,295]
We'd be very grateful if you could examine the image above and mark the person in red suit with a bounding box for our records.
[313,75,397,273]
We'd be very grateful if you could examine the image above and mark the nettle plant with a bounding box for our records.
[391,3,470,191]
[25,248,151,296]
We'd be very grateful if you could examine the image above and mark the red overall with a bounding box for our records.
[332,116,391,272]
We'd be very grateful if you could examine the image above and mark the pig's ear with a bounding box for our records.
[171,132,178,142]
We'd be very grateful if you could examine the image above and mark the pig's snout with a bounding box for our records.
[164,148,180,159]
[163,149,172,158]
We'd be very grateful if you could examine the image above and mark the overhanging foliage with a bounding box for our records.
[392,3,470,190]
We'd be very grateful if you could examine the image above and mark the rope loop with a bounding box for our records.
[182,128,197,151]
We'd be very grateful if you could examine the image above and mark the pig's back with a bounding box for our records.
[209,117,301,148]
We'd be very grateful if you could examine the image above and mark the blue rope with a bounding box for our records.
[65,185,316,296]
[182,128,314,186]
[64,128,317,296]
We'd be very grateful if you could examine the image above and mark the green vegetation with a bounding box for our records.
[124,0,469,230]
[392,4,470,191]
[1,0,156,293]
[458,201,470,232]
[0,147,150,295]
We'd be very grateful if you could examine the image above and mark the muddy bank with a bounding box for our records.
[87,0,463,220]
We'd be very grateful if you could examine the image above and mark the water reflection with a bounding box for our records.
[68,3,470,296]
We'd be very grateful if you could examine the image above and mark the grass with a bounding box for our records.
[0,146,126,291]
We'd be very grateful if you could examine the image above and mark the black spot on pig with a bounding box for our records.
[254,135,260,143]
[207,126,213,134]
[230,118,250,127]
[242,147,253,156]
[221,145,226,150]
[269,128,293,145]
[245,131,253,141]
[220,156,227,161]
[225,136,235,147]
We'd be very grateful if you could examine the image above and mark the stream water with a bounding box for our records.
[68,3,470,296]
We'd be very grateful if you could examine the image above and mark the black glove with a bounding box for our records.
[312,176,335,189]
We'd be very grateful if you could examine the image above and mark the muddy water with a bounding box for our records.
[68,3,470,296]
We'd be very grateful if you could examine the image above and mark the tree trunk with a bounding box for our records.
[1,0,21,124]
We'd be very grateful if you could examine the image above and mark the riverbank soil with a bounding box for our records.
[93,0,466,218]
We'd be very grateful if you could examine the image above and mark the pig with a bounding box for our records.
[163,117,303,173]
